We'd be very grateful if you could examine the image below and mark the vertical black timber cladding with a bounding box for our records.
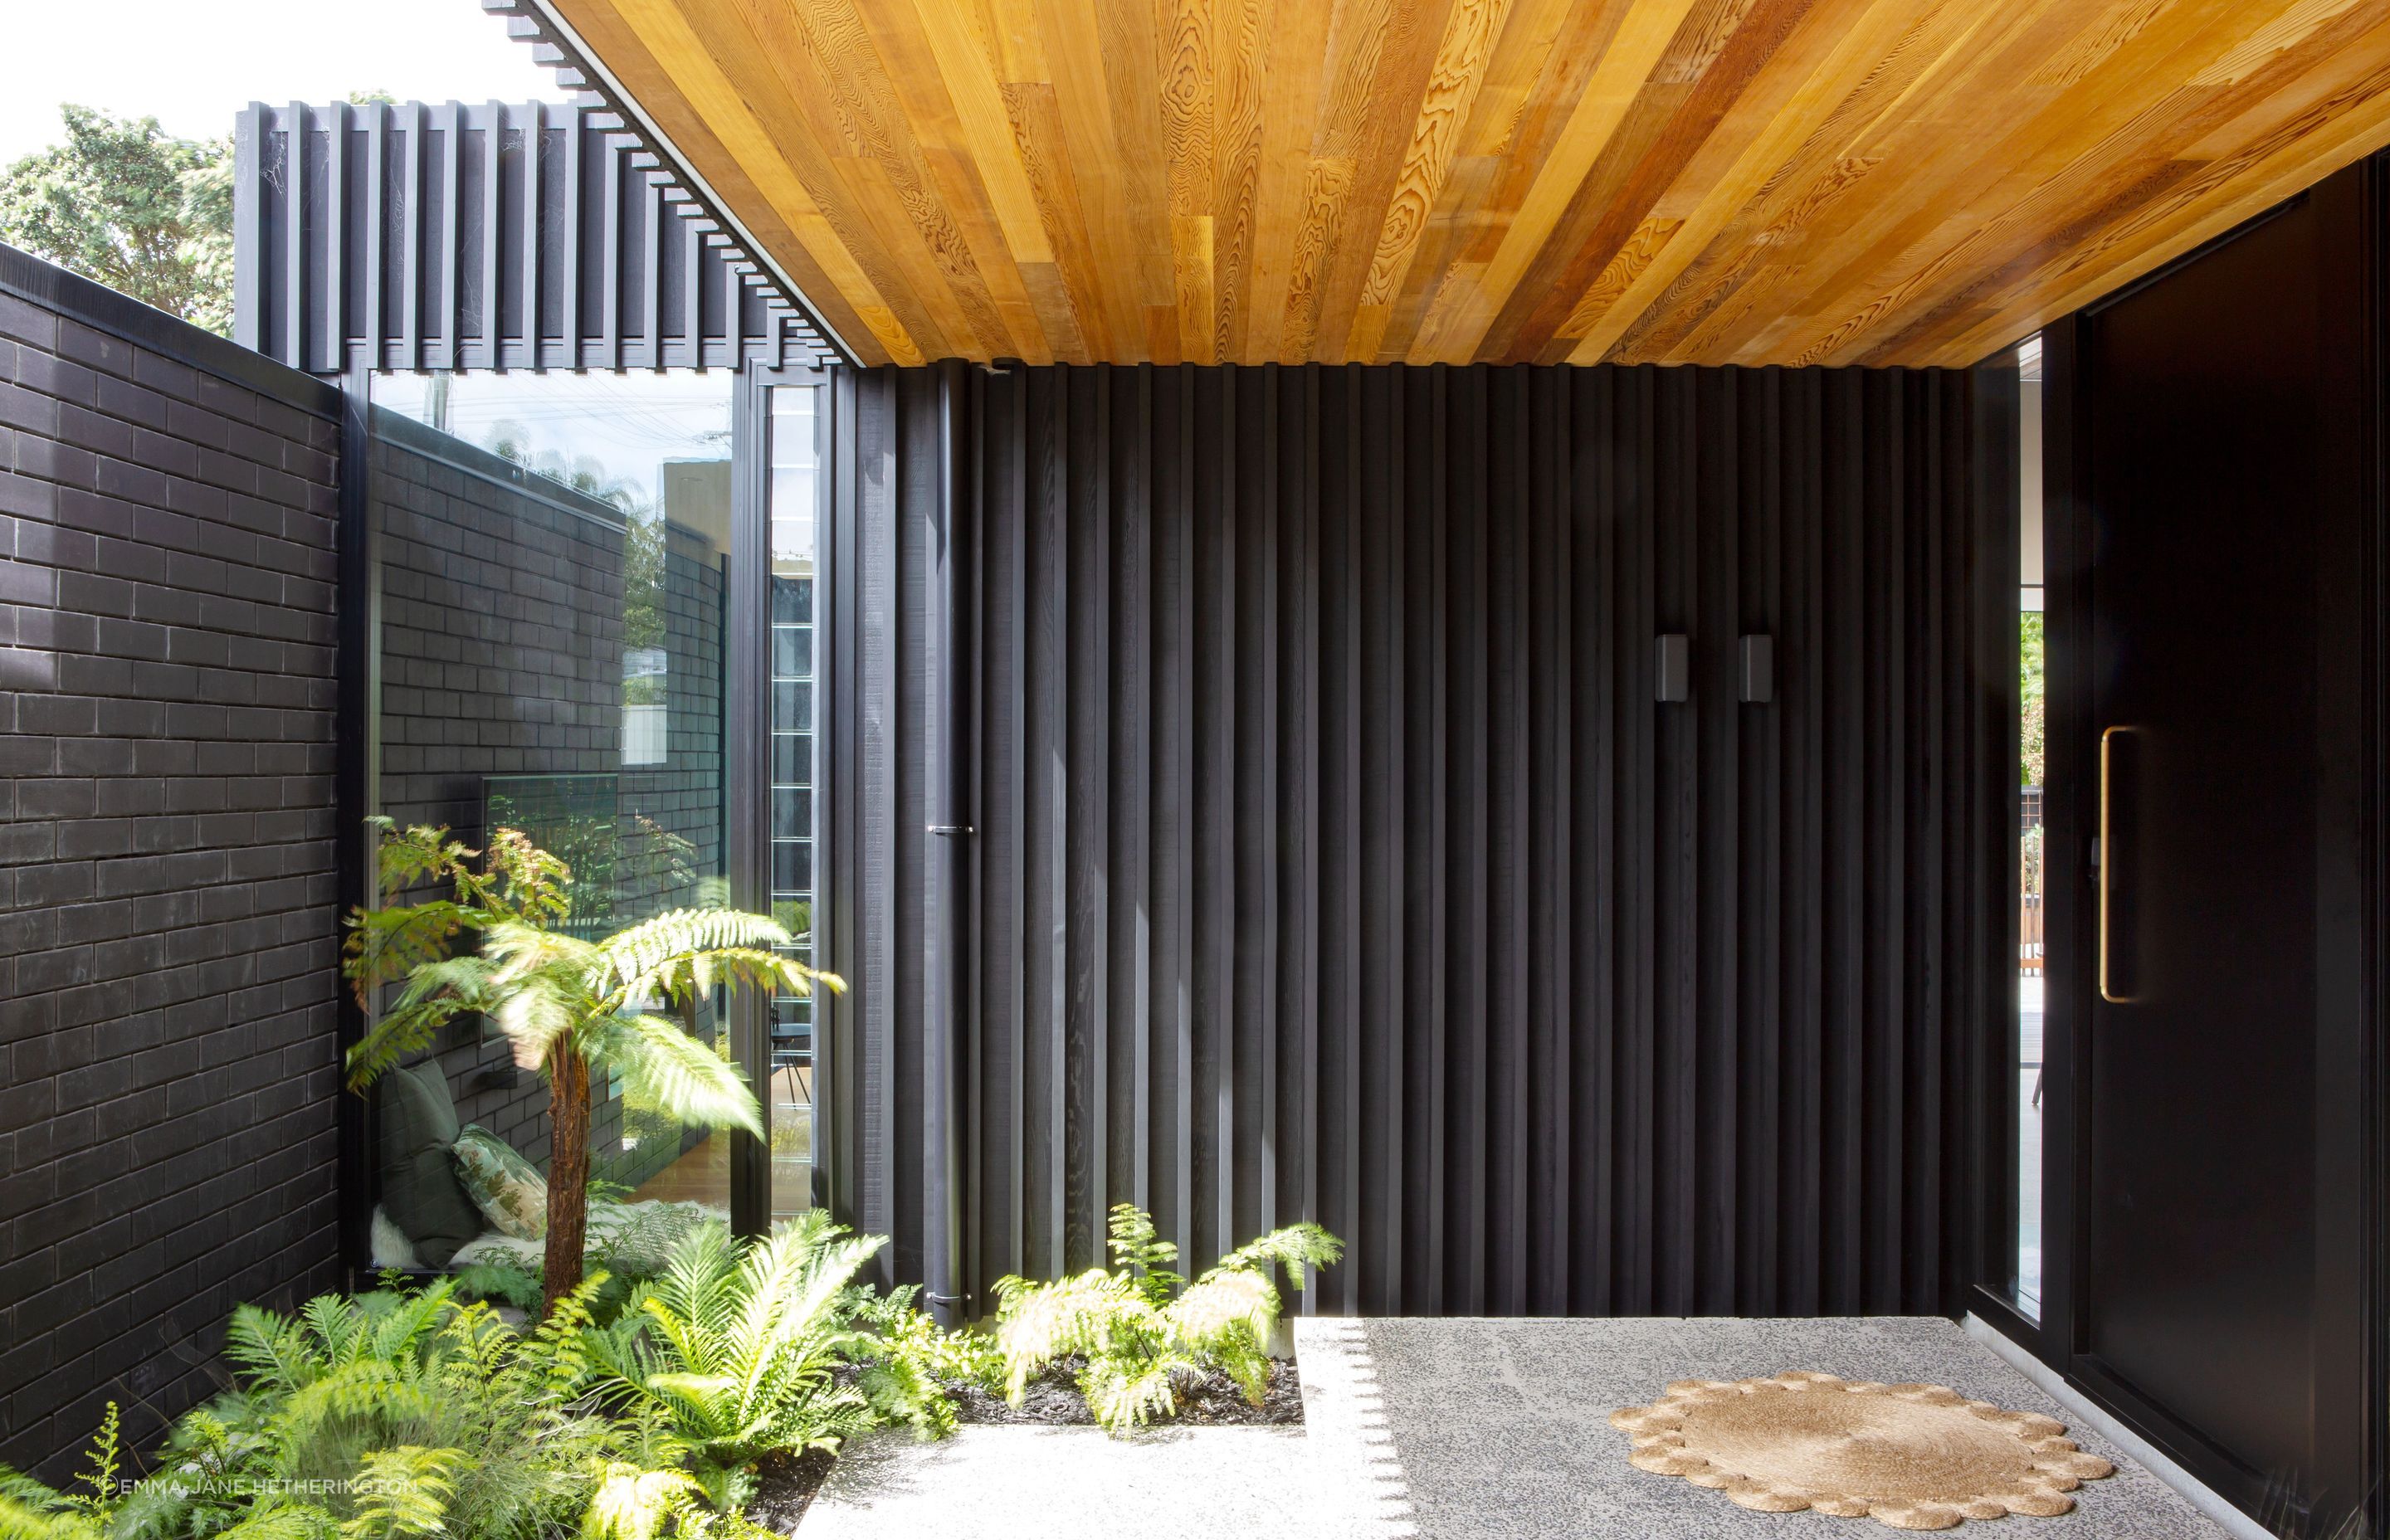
[232,102,834,374]
[833,361,1991,1317]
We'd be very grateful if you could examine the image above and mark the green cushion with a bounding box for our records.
[377,1064,483,1268]
[451,1123,548,1240]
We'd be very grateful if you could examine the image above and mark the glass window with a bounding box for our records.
[366,368,739,1236]
[2017,334,2045,1318]
[767,384,822,1221]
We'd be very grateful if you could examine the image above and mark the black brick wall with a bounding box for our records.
[0,246,344,1477]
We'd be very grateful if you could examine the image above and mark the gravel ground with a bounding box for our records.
[751,1356,1305,1531]
[943,1357,1305,1426]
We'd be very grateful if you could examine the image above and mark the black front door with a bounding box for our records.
[2064,167,2373,1526]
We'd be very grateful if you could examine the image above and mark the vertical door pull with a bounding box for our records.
[2099,725,2136,1004]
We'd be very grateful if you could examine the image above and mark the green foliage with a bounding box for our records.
[0,1279,701,1540]
[452,1258,545,1314]
[343,822,827,1096]
[2020,609,2046,788]
[0,1403,127,1540]
[341,821,841,1304]
[0,106,232,331]
[585,1216,881,1495]
[834,1285,1000,1441]
[994,1204,1343,1435]
[456,1202,724,1324]
[1,1211,960,1540]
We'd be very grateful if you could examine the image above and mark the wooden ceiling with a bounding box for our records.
[548,0,2390,368]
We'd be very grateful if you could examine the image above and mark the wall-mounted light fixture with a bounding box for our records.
[1740,636,1774,704]
[1656,635,1690,703]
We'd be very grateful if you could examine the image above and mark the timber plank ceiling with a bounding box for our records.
[544,0,2390,368]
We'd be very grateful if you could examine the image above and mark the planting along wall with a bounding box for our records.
[821,362,2011,1320]
[0,243,344,1476]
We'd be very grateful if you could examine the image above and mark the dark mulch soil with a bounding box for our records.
[942,1356,1305,1426]
[744,1446,837,1533]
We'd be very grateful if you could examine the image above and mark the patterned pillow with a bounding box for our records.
[451,1125,548,1240]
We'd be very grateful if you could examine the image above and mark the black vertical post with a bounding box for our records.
[922,359,972,1324]
[2036,314,2085,1372]
[1966,351,2023,1333]
[729,367,774,1238]
[334,360,380,1283]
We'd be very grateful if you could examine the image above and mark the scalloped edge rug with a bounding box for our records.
[1610,1371,2116,1531]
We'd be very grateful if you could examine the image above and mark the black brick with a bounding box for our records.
[0,263,341,1482]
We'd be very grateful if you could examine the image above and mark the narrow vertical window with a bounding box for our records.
[767,385,822,1219]
[2016,334,2046,1318]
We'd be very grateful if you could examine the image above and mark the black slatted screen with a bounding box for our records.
[821,361,2008,1320]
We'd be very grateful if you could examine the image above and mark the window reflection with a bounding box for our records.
[768,387,822,1220]
[365,369,739,1273]
[2017,334,2045,1318]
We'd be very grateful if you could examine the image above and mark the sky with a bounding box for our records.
[0,0,563,163]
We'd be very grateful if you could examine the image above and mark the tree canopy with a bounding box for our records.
[0,105,233,333]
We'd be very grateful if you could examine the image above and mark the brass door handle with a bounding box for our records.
[2099,725,2135,1004]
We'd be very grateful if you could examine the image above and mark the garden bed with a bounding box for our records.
[747,1448,840,1532]
[940,1356,1305,1427]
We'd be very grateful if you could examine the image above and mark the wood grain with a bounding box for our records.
[554,0,2390,364]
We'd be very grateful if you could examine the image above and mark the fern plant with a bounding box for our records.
[989,1205,1348,1435]
[585,1215,882,1504]
[341,820,842,1312]
[0,1279,696,1540]
[993,1204,1343,1435]
[0,1403,128,1540]
[833,1284,1002,1441]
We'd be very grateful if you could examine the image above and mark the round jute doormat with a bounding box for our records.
[1609,1371,2115,1531]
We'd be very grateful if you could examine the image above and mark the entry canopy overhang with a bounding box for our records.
[520,0,2390,369]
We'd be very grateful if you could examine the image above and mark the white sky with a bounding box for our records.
[0,0,563,163]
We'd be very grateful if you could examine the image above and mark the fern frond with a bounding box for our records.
[1214,1221,1344,1284]
[0,1494,96,1540]
[453,1259,543,1313]
[211,1506,335,1540]
[1103,1205,1184,1304]
[580,1464,700,1540]
[339,1447,461,1540]
[993,1270,1152,1402]
[1080,1350,1191,1433]
[0,1474,71,1520]
[578,1016,761,1137]
[366,821,480,900]
[221,1305,323,1396]
[480,827,574,924]
[595,911,845,1015]
[596,1217,886,1471]
[1167,1268,1276,1348]
[341,901,485,1005]
[598,909,788,981]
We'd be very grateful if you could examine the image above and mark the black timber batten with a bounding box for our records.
[234,100,842,377]
[822,361,2010,1321]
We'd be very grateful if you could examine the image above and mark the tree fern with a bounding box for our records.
[339,821,843,1309]
[995,1204,1344,1435]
